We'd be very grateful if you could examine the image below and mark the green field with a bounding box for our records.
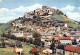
[0,47,16,55]
[0,44,44,55]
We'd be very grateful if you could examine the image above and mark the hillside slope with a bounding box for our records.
[0,23,11,32]
[52,15,72,22]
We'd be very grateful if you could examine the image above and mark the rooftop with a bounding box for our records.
[65,45,80,53]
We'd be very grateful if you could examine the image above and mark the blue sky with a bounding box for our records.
[0,0,80,23]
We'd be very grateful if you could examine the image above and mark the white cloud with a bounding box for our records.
[52,5,80,21]
[60,5,75,13]
[0,0,2,2]
[0,8,9,16]
[60,5,80,21]
[11,4,42,12]
[66,12,80,21]
[0,4,80,23]
[0,16,16,23]
[78,7,80,11]
[26,4,42,11]
[0,4,42,23]
[52,7,57,9]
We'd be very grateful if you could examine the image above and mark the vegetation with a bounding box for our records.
[72,39,77,45]
[41,41,45,47]
[32,32,41,38]
[29,38,33,44]
[0,23,11,32]
[52,15,72,22]
[50,42,55,53]
[29,47,40,55]
[0,44,43,55]
[32,32,41,46]
[1,33,26,42]
[0,39,5,48]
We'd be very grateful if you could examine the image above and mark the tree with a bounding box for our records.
[8,30,11,34]
[50,42,55,53]
[41,41,44,47]
[33,15,37,19]
[32,32,41,38]
[32,32,41,46]
[16,42,22,48]
[0,39,5,48]
[19,28,24,31]
[34,37,41,46]
[1,33,6,37]
[52,38,55,42]
[29,38,33,44]
[2,42,5,48]
[72,39,77,45]
[63,34,67,37]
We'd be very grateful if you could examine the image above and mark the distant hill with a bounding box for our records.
[0,6,80,32]
[0,23,4,26]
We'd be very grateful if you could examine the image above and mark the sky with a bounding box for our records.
[0,0,80,23]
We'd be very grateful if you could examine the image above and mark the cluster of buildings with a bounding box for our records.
[11,21,80,55]
[10,6,80,55]
[11,29,80,55]
[24,6,63,19]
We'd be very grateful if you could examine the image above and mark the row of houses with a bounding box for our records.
[11,30,80,45]
[30,23,68,34]
[56,45,80,55]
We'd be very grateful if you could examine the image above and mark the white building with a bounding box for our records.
[12,31,24,37]
[64,23,68,27]
[59,37,72,45]
[26,33,33,39]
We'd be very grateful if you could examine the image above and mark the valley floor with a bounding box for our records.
[0,44,62,55]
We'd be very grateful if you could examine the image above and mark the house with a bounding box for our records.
[64,23,68,27]
[42,6,48,10]
[26,33,33,39]
[41,33,53,46]
[23,33,27,38]
[59,37,72,45]
[24,12,28,18]
[12,22,26,28]
[64,45,80,55]
[54,37,72,45]
[45,38,52,46]
[12,31,24,37]
[68,35,80,42]
[41,33,52,38]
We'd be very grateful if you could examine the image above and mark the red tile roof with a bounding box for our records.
[65,45,80,53]
[76,48,80,53]
[71,39,75,41]
[59,37,71,40]
[54,37,59,40]
[45,38,52,41]
[54,37,71,40]
[68,35,80,37]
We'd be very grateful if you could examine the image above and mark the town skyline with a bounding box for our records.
[0,0,80,23]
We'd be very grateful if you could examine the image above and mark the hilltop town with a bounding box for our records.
[0,6,80,55]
